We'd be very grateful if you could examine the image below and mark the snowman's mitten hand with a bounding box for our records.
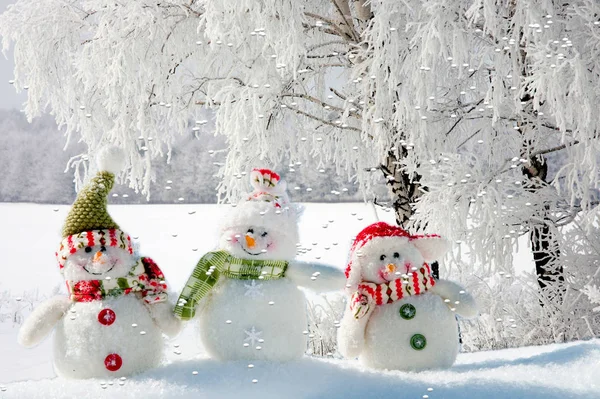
[18,296,71,348]
[337,314,368,358]
[147,301,182,337]
[337,297,372,359]
[349,292,374,320]
[286,261,346,293]
[431,279,478,319]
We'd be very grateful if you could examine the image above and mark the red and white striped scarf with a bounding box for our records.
[350,263,435,319]
[66,257,168,304]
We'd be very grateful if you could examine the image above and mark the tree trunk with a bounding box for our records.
[510,0,564,305]
[379,147,440,280]
[523,157,565,304]
[379,148,422,227]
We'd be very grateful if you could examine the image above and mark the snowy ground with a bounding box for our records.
[2,203,595,399]
[1,328,598,398]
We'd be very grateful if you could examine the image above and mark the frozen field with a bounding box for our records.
[1,203,596,399]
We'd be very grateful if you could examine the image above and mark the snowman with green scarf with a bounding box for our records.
[17,147,181,378]
[174,168,345,361]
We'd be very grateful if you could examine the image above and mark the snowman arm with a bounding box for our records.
[18,296,71,348]
[337,301,372,359]
[430,279,478,319]
[286,261,346,293]
[146,301,182,338]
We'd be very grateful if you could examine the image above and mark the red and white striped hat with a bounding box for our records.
[247,168,288,208]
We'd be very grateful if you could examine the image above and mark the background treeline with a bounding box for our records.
[0,109,386,204]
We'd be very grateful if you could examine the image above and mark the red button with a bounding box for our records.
[98,308,116,326]
[104,353,122,372]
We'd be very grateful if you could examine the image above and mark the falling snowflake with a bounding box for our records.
[244,327,263,347]
[244,280,264,298]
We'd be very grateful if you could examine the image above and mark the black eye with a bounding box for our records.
[380,254,386,261]
[85,247,92,253]
[247,228,254,234]
[261,232,268,237]
[100,246,107,252]
[393,252,400,258]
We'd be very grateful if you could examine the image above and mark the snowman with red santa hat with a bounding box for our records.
[337,222,477,371]
[174,168,345,361]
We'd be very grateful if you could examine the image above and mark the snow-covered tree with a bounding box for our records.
[0,0,379,200]
[2,0,600,343]
[391,0,600,330]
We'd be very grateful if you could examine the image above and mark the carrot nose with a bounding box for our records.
[93,251,105,264]
[386,263,396,273]
[245,234,256,249]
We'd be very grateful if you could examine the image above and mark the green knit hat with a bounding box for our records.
[62,146,126,238]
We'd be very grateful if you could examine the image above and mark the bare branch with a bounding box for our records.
[285,106,361,132]
[307,40,348,52]
[316,63,347,68]
[456,129,482,149]
[281,93,360,118]
[444,98,484,137]
[530,141,580,157]
[181,4,202,17]
[304,12,350,40]
[195,100,221,106]
[329,87,347,101]
[307,52,347,59]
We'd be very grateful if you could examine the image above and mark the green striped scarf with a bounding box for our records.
[174,250,288,320]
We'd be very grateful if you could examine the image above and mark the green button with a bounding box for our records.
[399,303,416,320]
[410,334,427,350]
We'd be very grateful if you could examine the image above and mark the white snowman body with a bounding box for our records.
[360,287,461,370]
[199,278,307,361]
[54,295,164,378]
[193,170,345,361]
[337,222,477,371]
[18,245,180,378]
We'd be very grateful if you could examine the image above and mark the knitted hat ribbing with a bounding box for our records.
[62,171,119,238]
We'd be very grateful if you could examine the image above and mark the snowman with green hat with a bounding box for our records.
[18,146,181,378]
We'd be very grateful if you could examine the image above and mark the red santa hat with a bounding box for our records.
[344,222,449,289]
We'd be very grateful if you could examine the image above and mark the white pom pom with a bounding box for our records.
[96,146,126,174]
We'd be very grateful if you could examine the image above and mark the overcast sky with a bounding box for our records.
[0,0,27,110]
